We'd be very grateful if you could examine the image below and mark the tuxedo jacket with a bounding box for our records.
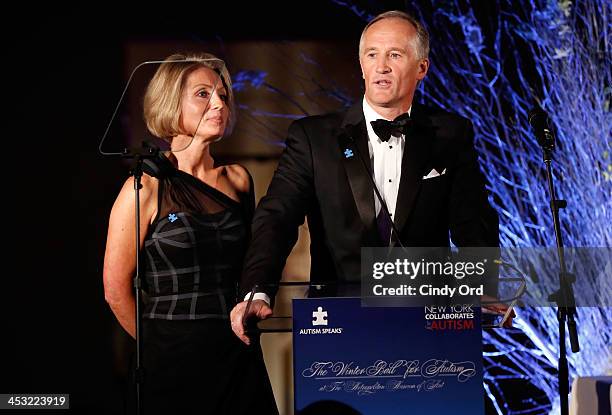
[240,102,499,298]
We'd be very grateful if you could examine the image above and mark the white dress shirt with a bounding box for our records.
[362,97,411,220]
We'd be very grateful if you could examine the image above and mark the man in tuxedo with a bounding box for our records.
[230,10,500,344]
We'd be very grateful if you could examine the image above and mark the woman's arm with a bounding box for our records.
[103,175,158,338]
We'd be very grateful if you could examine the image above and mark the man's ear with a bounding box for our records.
[417,58,429,80]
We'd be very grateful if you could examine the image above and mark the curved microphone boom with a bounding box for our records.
[337,124,405,248]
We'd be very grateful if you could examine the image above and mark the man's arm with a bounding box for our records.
[231,119,315,343]
[448,119,500,296]
[240,119,315,299]
[447,121,515,325]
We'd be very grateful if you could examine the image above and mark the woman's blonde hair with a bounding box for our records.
[143,52,236,140]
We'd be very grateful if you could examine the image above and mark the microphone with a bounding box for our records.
[141,141,174,179]
[528,108,555,151]
[337,124,404,248]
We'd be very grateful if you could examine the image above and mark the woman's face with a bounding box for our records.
[179,66,230,142]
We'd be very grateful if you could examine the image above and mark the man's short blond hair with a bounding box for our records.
[359,10,430,60]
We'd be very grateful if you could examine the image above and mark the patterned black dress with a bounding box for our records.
[140,157,277,414]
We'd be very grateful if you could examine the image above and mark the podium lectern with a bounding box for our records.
[292,298,485,415]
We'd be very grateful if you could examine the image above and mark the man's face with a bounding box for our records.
[359,18,429,112]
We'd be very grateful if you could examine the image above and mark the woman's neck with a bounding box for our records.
[172,136,216,177]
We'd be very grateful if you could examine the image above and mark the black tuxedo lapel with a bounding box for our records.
[394,104,434,240]
[337,103,379,244]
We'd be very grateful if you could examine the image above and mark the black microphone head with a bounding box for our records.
[528,108,548,129]
[141,141,175,178]
[144,152,176,178]
[528,107,555,150]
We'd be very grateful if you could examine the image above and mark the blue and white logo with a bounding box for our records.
[312,306,328,326]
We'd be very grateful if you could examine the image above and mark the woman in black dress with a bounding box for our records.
[103,52,278,414]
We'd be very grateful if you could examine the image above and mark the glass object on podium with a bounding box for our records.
[99,57,227,157]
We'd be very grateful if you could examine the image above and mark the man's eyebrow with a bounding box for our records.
[363,46,409,53]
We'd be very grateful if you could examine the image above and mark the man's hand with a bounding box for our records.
[230,299,273,345]
[481,294,516,328]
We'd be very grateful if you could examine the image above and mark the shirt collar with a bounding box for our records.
[362,96,412,124]
[363,97,412,143]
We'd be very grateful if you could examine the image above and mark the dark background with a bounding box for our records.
[5,1,531,413]
[6,2,373,413]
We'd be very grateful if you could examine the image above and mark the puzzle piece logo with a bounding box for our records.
[344,148,354,159]
[312,306,328,326]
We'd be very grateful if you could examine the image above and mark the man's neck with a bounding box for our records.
[363,97,412,120]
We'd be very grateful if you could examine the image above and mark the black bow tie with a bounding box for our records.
[370,113,411,142]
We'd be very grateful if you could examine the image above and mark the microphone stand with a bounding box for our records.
[540,141,580,415]
[340,124,404,248]
[122,142,160,415]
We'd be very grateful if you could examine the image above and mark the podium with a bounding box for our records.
[292,298,485,415]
